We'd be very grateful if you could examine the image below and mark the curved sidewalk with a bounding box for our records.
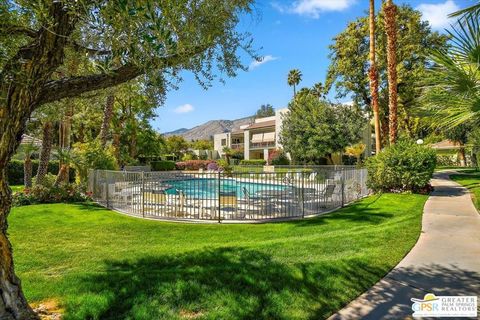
[329,171,480,319]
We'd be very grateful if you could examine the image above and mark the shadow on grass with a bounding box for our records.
[330,264,480,320]
[72,247,387,320]
[293,201,394,228]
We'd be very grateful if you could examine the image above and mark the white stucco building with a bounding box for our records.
[213,106,374,163]
[213,108,289,161]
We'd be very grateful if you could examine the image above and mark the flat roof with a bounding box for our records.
[246,120,276,130]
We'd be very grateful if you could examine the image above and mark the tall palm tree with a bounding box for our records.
[98,94,115,147]
[36,121,53,185]
[423,14,480,127]
[384,0,398,144]
[287,69,302,97]
[54,147,75,186]
[369,0,381,154]
[21,142,38,188]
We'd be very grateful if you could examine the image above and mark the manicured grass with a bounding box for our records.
[451,171,480,212]
[10,193,428,320]
[10,185,24,193]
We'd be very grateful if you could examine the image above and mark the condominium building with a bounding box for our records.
[214,108,289,161]
[213,107,373,162]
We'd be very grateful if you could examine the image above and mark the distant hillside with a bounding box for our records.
[164,117,253,141]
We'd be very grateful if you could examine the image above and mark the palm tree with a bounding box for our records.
[384,0,398,144]
[423,14,480,127]
[54,147,73,187]
[287,69,302,97]
[311,82,325,99]
[369,0,382,154]
[449,2,480,18]
[36,121,53,185]
[98,94,115,147]
[21,142,38,188]
[222,146,233,164]
[345,143,366,165]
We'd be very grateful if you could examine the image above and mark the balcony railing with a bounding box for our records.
[250,141,275,149]
[231,143,244,150]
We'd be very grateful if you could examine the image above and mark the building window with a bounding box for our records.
[221,138,227,146]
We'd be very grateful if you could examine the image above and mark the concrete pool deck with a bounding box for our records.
[329,171,480,319]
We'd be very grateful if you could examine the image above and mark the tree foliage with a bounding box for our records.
[326,4,448,140]
[0,1,255,317]
[422,15,480,128]
[255,104,275,118]
[280,94,367,163]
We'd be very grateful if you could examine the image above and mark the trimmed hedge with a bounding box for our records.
[239,159,266,165]
[7,160,75,185]
[150,160,176,171]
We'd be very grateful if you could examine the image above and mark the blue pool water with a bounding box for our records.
[164,178,288,198]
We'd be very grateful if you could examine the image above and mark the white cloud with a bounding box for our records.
[249,55,278,70]
[272,0,355,18]
[416,0,459,29]
[174,104,194,114]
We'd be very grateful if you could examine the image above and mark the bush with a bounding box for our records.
[12,182,90,207]
[151,160,176,171]
[268,150,290,165]
[365,140,436,193]
[7,160,75,185]
[239,159,266,166]
[181,153,198,161]
[175,160,216,171]
[207,162,219,171]
[436,154,458,167]
[72,141,117,185]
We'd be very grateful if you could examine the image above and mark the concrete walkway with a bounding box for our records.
[329,171,480,320]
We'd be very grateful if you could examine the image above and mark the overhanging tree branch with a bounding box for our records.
[0,24,37,37]
[38,43,212,106]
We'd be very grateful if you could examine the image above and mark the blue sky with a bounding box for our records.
[153,0,468,133]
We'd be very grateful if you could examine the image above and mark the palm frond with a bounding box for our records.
[448,3,480,19]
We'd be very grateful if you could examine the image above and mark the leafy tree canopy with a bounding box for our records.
[255,104,275,118]
[280,94,367,163]
[326,4,448,139]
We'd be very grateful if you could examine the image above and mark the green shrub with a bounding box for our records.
[268,150,290,165]
[436,154,458,167]
[175,160,216,170]
[365,140,436,193]
[239,159,266,166]
[150,160,176,171]
[12,181,90,207]
[7,160,75,185]
[72,141,117,185]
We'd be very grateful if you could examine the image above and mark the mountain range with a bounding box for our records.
[164,117,253,141]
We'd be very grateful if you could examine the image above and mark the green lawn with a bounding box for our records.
[451,171,480,211]
[10,194,428,320]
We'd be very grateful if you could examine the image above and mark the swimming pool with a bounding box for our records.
[164,178,289,198]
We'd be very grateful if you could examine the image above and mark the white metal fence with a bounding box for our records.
[87,166,368,222]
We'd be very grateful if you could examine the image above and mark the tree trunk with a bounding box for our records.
[458,148,466,167]
[98,95,115,147]
[369,0,382,154]
[384,0,398,145]
[23,157,32,189]
[112,133,121,164]
[0,3,76,318]
[36,121,53,185]
[54,164,69,187]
